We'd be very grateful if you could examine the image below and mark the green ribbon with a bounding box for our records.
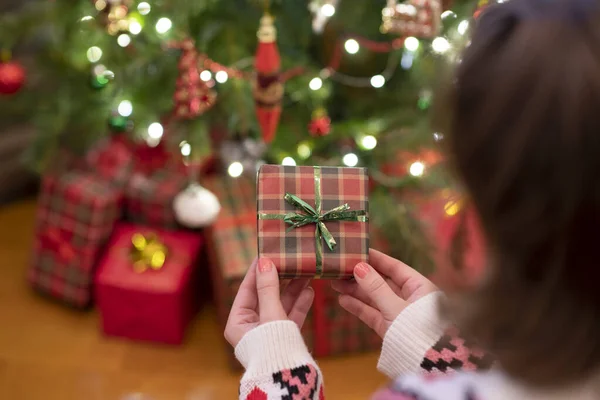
[258,166,367,277]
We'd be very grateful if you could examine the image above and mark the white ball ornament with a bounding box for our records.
[173,184,221,228]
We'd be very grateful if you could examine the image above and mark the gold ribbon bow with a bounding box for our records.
[130,233,168,273]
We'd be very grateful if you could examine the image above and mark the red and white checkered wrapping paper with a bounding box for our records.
[257,165,369,279]
[29,172,122,307]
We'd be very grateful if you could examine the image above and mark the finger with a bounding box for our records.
[339,294,387,338]
[281,279,310,314]
[288,287,314,328]
[331,280,377,308]
[369,248,423,286]
[354,262,407,317]
[230,258,258,311]
[256,257,287,323]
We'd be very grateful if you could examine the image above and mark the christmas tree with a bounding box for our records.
[0,0,479,272]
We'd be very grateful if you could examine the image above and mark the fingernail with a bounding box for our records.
[354,263,369,279]
[258,258,273,273]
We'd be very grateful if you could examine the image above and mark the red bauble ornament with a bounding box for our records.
[0,61,25,95]
[308,109,331,137]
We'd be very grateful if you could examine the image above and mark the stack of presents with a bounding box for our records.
[28,135,480,364]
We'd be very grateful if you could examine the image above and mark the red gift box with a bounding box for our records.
[95,223,204,344]
[29,172,122,307]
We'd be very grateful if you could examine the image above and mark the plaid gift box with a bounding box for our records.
[29,172,122,307]
[304,280,381,357]
[125,170,188,229]
[85,135,133,188]
[257,165,369,279]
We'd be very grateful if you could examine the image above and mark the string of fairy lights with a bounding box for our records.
[81,0,481,178]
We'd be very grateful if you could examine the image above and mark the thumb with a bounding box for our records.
[354,262,407,318]
[256,257,287,323]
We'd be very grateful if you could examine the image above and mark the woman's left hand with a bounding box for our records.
[225,257,315,348]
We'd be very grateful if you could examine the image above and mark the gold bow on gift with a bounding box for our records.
[130,233,168,273]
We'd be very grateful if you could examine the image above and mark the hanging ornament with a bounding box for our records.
[381,0,442,39]
[253,14,283,143]
[108,112,130,132]
[0,54,25,95]
[90,64,113,89]
[308,108,331,137]
[93,0,133,35]
[173,183,221,228]
[172,39,216,120]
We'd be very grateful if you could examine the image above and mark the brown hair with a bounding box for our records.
[443,0,600,387]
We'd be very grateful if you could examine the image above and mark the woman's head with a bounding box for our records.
[445,0,600,386]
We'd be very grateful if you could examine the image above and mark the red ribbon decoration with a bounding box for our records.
[39,227,76,264]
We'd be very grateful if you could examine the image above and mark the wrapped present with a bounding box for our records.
[304,280,381,357]
[257,165,369,279]
[125,169,189,229]
[85,135,133,188]
[29,172,122,307]
[95,223,204,344]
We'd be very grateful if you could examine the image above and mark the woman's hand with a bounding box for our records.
[225,257,315,348]
[331,249,439,338]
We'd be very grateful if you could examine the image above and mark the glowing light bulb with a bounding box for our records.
[404,36,419,52]
[180,142,191,157]
[117,34,131,47]
[343,153,359,167]
[344,39,360,54]
[309,77,323,91]
[321,4,335,17]
[215,70,228,83]
[228,161,244,177]
[155,17,172,34]
[360,135,377,150]
[433,132,444,142]
[129,21,142,35]
[409,161,425,177]
[457,20,470,35]
[441,10,456,19]
[200,70,212,82]
[297,143,312,159]
[80,16,94,22]
[138,2,151,15]
[370,75,385,88]
[282,157,296,166]
[432,37,451,54]
[117,100,133,117]
[95,0,107,11]
[87,46,102,63]
[148,122,163,139]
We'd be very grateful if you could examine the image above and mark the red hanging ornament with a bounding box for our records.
[0,60,25,95]
[308,108,331,137]
[381,0,442,39]
[253,14,283,143]
[172,39,216,120]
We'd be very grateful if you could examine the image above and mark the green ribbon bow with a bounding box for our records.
[258,166,367,277]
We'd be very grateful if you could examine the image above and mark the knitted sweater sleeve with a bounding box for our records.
[377,292,494,380]
[235,320,324,400]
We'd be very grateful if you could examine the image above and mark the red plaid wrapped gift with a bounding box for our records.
[257,165,369,279]
[85,135,133,188]
[95,223,204,344]
[125,170,188,229]
[304,280,381,357]
[29,172,122,307]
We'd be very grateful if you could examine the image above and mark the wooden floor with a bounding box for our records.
[0,200,388,399]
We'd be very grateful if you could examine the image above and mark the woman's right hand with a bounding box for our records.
[331,249,439,338]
